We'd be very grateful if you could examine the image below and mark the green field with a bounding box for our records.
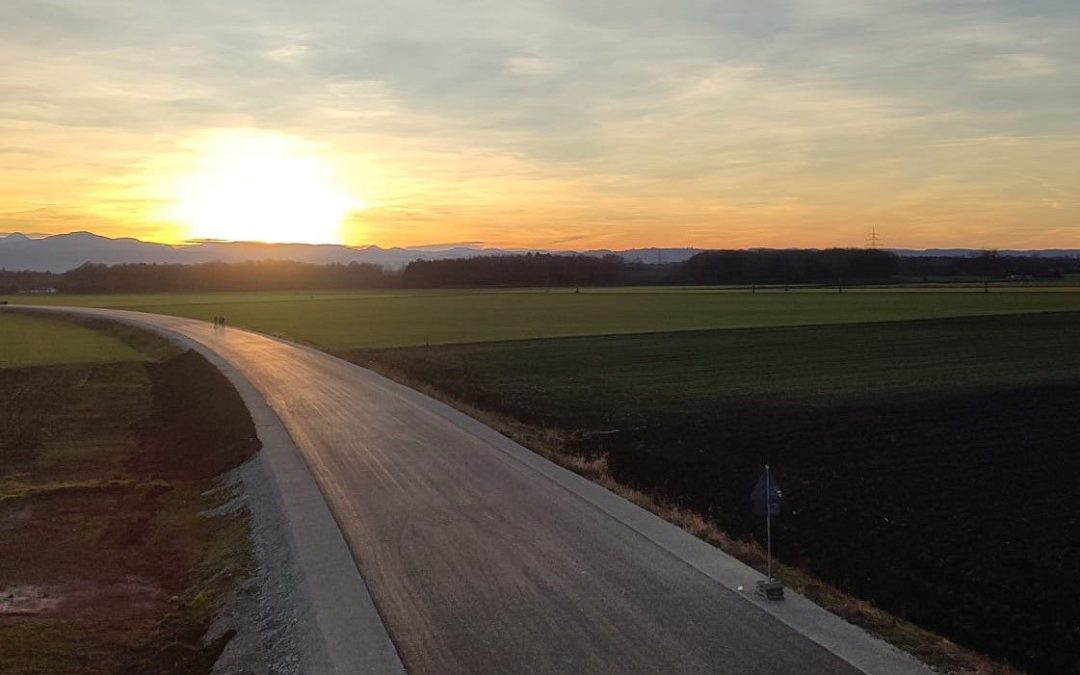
[355,311,1080,410]
[8,286,1080,349]
[0,313,144,367]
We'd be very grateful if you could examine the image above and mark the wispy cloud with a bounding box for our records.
[0,0,1077,248]
[972,52,1059,80]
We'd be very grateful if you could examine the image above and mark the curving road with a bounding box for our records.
[20,307,929,675]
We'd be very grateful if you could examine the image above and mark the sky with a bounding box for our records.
[1,0,1078,250]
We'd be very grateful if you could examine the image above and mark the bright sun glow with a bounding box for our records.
[171,131,360,245]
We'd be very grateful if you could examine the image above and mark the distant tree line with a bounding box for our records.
[681,248,901,285]
[1,249,1077,294]
[405,248,1078,288]
[0,260,395,294]
[896,251,1076,280]
[401,253,667,288]
[0,269,57,294]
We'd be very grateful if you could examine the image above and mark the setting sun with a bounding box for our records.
[170,131,360,245]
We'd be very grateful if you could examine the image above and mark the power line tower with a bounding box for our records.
[867,227,882,249]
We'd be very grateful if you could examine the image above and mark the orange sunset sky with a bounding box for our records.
[1,1,1077,250]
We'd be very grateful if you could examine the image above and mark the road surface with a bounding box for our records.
[19,307,928,675]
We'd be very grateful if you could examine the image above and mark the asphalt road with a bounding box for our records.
[26,308,927,675]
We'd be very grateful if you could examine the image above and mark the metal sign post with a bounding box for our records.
[765,464,773,581]
[751,464,785,600]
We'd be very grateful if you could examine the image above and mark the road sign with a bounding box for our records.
[750,468,783,516]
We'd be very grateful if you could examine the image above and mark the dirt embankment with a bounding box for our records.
[138,350,261,481]
[0,345,260,675]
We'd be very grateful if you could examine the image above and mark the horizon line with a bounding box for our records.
[5,230,1080,253]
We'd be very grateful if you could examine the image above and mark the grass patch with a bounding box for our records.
[0,341,259,673]
[7,286,1080,349]
[351,311,1080,415]
[0,313,145,367]
[352,312,1080,674]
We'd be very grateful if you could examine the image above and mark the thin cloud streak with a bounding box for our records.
[0,0,1077,248]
